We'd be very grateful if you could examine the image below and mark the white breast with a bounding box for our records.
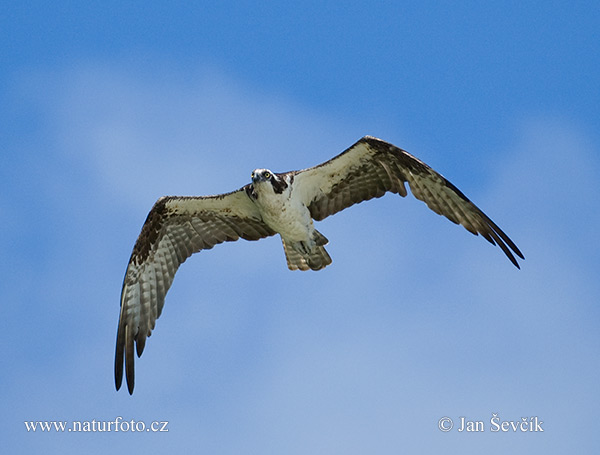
[253,177,314,243]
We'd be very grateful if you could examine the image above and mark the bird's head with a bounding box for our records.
[251,168,274,184]
[251,168,289,195]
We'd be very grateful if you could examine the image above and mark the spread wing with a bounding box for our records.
[292,136,524,267]
[115,188,275,394]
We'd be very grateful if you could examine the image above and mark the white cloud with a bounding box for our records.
[31,64,358,208]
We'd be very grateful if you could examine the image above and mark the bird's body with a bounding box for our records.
[249,169,331,270]
[250,171,309,245]
[115,136,524,394]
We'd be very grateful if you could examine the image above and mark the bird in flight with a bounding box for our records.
[115,136,523,394]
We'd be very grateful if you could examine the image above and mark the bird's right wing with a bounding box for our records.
[115,188,275,394]
[291,136,523,267]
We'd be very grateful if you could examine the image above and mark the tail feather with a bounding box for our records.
[281,231,332,271]
[312,230,329,246]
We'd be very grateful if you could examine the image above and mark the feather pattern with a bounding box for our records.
[292,136,523,266]
[115,190,276,394]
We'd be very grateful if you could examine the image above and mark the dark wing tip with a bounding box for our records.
[115,319,136,394]
[114,322,125,391]
[136,335,146,357]
[125,324,135,394]
[483,213,524,268]
[511,242,525,261]
[114,359,123,391]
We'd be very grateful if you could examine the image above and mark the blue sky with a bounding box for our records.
[2,1,599,453]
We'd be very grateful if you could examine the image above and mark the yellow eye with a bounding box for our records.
[264,171,271,179]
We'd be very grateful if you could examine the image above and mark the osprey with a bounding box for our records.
[115,136,523,394]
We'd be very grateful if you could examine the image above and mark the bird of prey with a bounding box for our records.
[115,136,523,394]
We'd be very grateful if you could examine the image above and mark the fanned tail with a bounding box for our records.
[281,230,332,271]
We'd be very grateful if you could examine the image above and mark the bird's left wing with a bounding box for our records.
[291,136,524,267]
[115,188,275,394]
